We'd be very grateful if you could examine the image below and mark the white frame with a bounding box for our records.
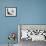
[5,7,16,16]
[18,25,21,43]
[18,24,46,42]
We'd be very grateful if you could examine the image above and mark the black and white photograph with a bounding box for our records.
[5,7,16,16]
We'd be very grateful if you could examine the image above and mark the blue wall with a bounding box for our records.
[0,0,46,44]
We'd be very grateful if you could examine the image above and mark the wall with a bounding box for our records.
[0,0,46,44]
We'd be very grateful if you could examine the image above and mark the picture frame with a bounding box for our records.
[18,24,46,42]
[5,7,16,16]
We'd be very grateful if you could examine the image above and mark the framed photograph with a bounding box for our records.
[18,24,46,42]
[5,7,16,16]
